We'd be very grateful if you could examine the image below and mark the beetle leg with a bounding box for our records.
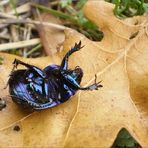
[60,41,84,71]
[79,81,103,90]
[9,59,19,75]
[79,75,103,90]
[69,74,102,91]
[9,94,42,108]
[13,59,46,78]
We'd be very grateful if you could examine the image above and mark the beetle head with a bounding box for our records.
[71,66,83,84]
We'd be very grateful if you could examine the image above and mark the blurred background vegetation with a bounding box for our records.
[0,0,147,59]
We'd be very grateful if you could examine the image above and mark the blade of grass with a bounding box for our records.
[107,0,147,18]
[9,0,19,18]
[31,2,103,41]
[26,44,42,57]
[31,3,78,24]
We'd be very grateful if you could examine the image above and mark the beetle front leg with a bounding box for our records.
[79,75,103,91]
[60,41,84,71]
[10,59,19,74]
[80,81,102,90]
[72,75,102,91]
[13,59,35,70]
[13,59,46,78]
[66,74,102,91]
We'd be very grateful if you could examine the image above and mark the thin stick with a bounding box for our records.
[0,34,10,40]
[0,38,40,51]
[9,3,31,15]
[0,12,17,19]
[1,18,67,30]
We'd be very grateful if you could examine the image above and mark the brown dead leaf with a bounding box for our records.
[0,1,148,147]
[33,11,65,55]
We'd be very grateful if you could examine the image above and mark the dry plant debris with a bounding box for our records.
[0,1,148,147]
[0,1,43,57]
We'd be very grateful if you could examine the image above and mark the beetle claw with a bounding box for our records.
[88,75,103,90]
[12,59,20,70]
[72,40,84,52]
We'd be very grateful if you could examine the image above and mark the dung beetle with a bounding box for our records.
[8,41,102,110]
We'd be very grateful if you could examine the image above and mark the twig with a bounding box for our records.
[0,38,40,51]
[23,25,32,57]
[9,3,31,15]
[0,12,17,19]
[10,25,19,42]
[0,28,10,40]
[1,18,67,30]
[0,34,10,40]
[0,12,16,29]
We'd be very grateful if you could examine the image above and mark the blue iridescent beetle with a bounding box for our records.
[8,41,102,110]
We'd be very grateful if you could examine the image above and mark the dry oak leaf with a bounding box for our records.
[33,12,65,55]
[0,1,148,147]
